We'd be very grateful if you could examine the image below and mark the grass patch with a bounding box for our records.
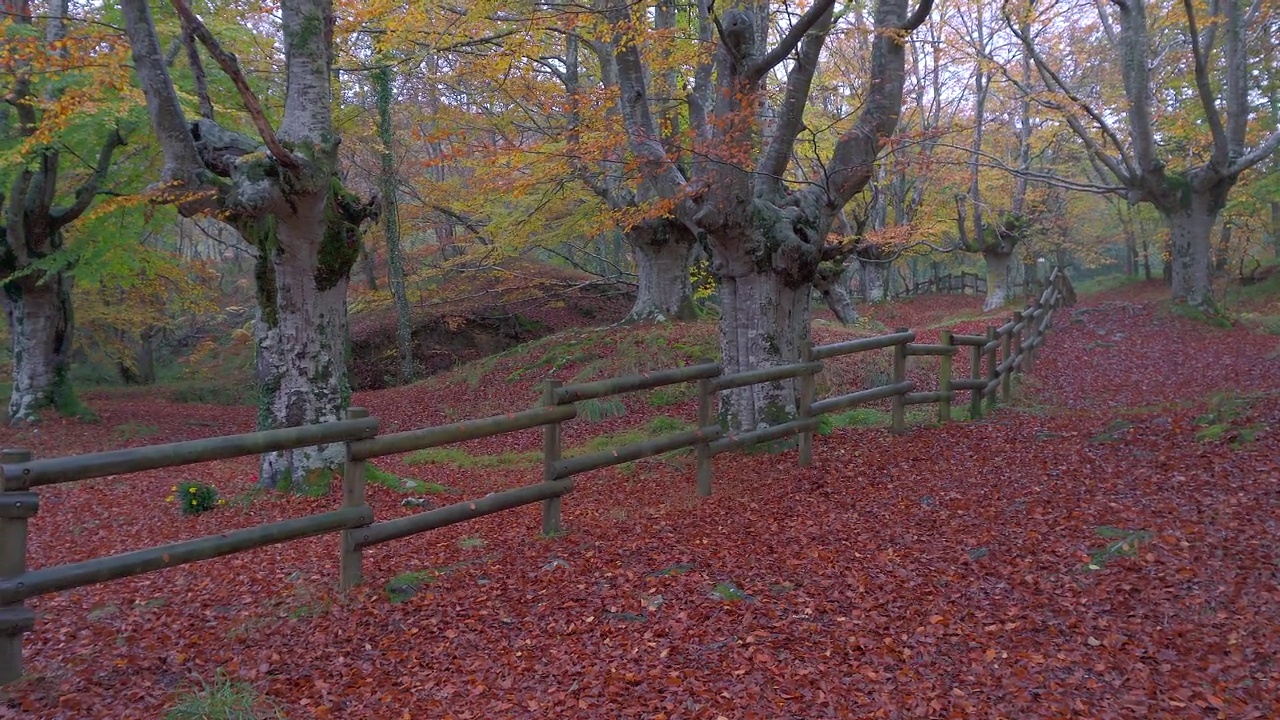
[1169,301,1234,328]
[646,386,687,407]
[1083,526,1153,572]
[405,446,540,469]
[386,570,439,603]
[645,415,688,434]
[164,671,284,720]
[578,397,626,422]
[1193,392,1266,446]
[366,463,454,494]
[710,581,749,602]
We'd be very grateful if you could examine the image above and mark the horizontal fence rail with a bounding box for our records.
[1,418,380,490]
[349,405,575,460]
[0,268,1074,686]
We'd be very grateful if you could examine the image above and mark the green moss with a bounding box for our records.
[316,178,366,292]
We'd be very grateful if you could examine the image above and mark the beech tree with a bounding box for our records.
[2,0,127,423]
[1010,0,1280,308]
[121,0,378,487]
[605,0,932,429]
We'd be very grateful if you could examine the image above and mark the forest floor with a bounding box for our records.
[3,280,1280,719]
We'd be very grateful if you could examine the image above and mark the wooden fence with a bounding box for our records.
[0,268,1072,685]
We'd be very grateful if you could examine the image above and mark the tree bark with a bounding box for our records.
[1271,201,1279,258]
[625,220,697,323]
[1166,195,1217,306]
[716,266,810,430]
[861,258,889,303]
[122,0,377,488]
[251,221,352,485]
[3,273,74,422]
[982,251,1012,311]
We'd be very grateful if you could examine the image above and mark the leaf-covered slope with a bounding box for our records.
[3,291,1280,718]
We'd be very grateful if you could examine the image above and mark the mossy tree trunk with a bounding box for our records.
[3,271,74,422]
[626,219,697,323]
[122,0,377,488]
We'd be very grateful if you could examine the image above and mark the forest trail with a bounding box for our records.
[3,287,1279,719]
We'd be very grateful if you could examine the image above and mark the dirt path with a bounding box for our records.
[3,289,1279,718]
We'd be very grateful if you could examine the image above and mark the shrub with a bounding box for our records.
[167,481,222,515]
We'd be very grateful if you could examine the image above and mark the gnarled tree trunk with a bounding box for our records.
[254,245,351,482]
[626,220,696,323]
[3,272,74,422]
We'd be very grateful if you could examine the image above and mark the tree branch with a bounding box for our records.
[168,0,299,169]
[181,20,215,121]
[756,3,834,192]
[748,0,837,82]
[1182,0,1229,168]
[51,128,125,229]
[120,0,208,190]
[1225,129,1280,177]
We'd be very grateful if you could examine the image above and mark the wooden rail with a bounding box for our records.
[0,268,1073,685]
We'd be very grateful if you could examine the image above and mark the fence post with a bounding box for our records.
[891,329,907,434]
[938,331,953,423]
[969,336,983,419]
[798,340,816,467]
[985,326,998,412]
[339,408,370,592]
[0,449,36,686]
[696,378,714,496]
[1025,298,1040,373]
[541,379,564,535]
[1000,320,1014,402]
[1011,310,1024,375]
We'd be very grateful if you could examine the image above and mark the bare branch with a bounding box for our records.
[756,4,834,192]
[1182,0,1228,168]
[168,0,299,169]
[748,0,837,82]
[120,0,200,178]
[1225,130,1280,177]
[180,22,215,121]
[51,128,125,229]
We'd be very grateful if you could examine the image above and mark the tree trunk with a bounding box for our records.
[860,259,888,303]
[1142,236,1152,280]
[359,245,378,291]
[1124,228,1138,275]
[716,268,809,431]
[254,236,351,488]
[625,220,696,323]
[375,64,415,382]
[4,272,76,423]
[982,251,1012,311]
[1271,201,1279,258]
[1214,221,1232,273]
[1165,193,1217,307]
